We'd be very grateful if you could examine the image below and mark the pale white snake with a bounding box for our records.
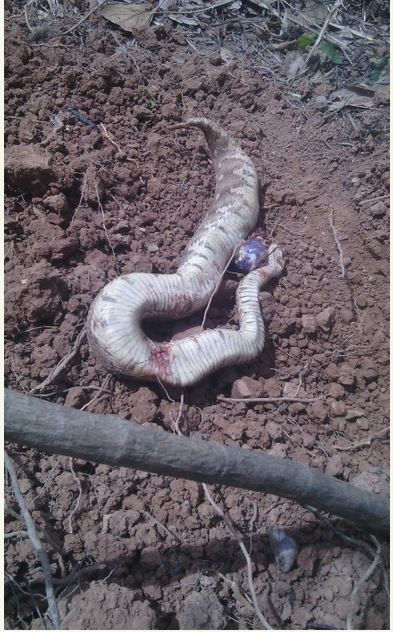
[87,118,284,387]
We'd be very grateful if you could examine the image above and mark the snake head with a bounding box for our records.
[232,237,268,273]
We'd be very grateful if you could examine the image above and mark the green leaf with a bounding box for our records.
[319,40,344,65]
[369,57,388,82]
[297,33,316,51]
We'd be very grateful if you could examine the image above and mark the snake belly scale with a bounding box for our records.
[87,118,284,387]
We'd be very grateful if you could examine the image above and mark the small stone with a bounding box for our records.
[227,420,246,441]
[338,362,356,387]
[64,387,86,408]
[324,363,339,380]
[44,193,69,214]
[297,546,317,574]
[346,408,365,420]
[301,314,317,334]
[177,590,225,630]
[130,387,158,422]
[362,366,379,382]
[329,400,346,417]
[316,307,335,332]
[5,144,55,195]
[357,417,369,430]
[263,377,281,398]
[328,382,345,398]
[231,376,264,399]
[370,201,386,217]
[326,455,344,477]
[309,400,328,421]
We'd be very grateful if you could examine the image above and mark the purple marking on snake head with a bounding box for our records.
[269,527,299,572]
[232,238,267,273]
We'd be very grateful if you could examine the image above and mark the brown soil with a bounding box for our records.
[4,1,389,629]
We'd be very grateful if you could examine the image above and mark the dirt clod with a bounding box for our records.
[177,590,225,630]
[5,144,55,195]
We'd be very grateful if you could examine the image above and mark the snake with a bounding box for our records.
[87,118,284,387]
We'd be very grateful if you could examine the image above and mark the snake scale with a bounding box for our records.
[87,118,284,387]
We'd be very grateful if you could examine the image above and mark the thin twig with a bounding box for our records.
[359,193,389,206]
[304,0,344,66]
[80,374,112,412]
[203,484,272,630]
[346,536,382,630]
[68,458,83,534]
[29,327,87,393]
[71,170,88,222]
[171,392,185,434]
[4,530,29,539]
[24,5,34,32]
[4,450,61,629]
[333,427,389,451]
[98,122,123,155]
[142,508,182,544]
[61,0,108,35]
[164,0,233,15]
[218,395,322,404]
[95,182,116,259]
[329,208,347,278]
[201,240,243,329]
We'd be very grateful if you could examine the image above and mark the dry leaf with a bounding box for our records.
[228,0,242,9]
[167,13,199,25]
[99,3,154,32]
[220,47,234,64]
[328,88,374,112]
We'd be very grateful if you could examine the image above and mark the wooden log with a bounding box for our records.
[5,389,389,534]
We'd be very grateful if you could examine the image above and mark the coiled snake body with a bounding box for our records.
[87,119,284,387]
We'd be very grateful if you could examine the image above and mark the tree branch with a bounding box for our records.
[4,389,389,535]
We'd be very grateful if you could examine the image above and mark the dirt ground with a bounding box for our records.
[4,0,390,629]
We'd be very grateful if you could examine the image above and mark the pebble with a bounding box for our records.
[328,382,345,398]
[230,376,264,399]
[355,294,368,309]
[309,400,328,421]
[346,408,365,420]
[297,546,317,574]
[357,417,369,430]
[329,400,346,417]
[44,193,69,214]
[338,362,356,387]
[301,314,317,334]
[370,201,386,217]
[316,306,335,332]
[264,377,281,398]
[64,386,86,408]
